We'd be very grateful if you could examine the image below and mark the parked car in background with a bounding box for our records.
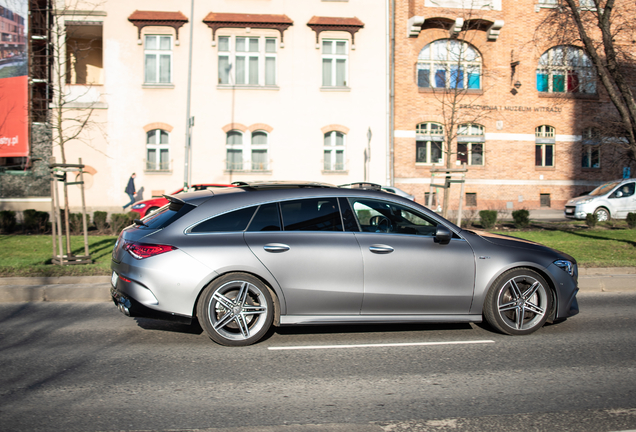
[112,181,579,346]
[130,184,233,218]
[565,178,636,221]
[381,186,415,201]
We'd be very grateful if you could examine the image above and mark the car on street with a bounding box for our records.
[130,183,232,218]
[111,181,579,346]
[565,178,636,221]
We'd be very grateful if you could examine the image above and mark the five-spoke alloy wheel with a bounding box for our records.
[484,268,552,335]
[197,273,274,346]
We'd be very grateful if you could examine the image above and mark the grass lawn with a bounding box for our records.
[0,223,635,277]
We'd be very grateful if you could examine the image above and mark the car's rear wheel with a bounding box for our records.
[197,273,273,346]
[594,207,610,222]
[484,268,552,336]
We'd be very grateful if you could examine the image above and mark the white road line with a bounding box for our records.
[268,339,495,351]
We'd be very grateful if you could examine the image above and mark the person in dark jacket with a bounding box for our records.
[123,173,136,210]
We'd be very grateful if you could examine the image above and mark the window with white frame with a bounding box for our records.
[537,46,596,94]
[226,130,270,171]
[417,39,481,90]
[416,122,444,164]
[226,130,244,170]
[144,35,172,84]
[579,0,595,7]
[323,131,346,171]
[457,124,485,166]
[582,127,601,168]
[218,36,277,86]
[322,40,348,87]
[535,125,555,167]
[146,129,170,170]
[251,131,269,170]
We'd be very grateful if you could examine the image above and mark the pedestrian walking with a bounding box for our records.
[123,173,136,210]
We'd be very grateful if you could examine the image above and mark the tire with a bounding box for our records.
[594,207,610,222]
[484,268,552,336]
[197,273,274,346]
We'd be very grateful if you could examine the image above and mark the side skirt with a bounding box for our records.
[279,314,482,326]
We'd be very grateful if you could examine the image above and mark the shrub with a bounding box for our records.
[479,210,497,229]
[512,209,530,228]
[110,212,139,235]
[68,213,84,235]
[586,213,598,228]
[0,210,17,233]
[23,209,50,233]
[93,211,108,232]
[627,212,636,229]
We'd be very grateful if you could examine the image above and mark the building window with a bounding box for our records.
[144,35,172,84]
[324,131,346,171]
[536,46,595,94]
[466,193,477,207]
[322,40,348,87]
[226,130,243,170]
[416,122,444,164]
[218,36,277,86]
[146,129,170,170]
[535,125,555,167]
[417,39,481,90]
[66,23,103,85]
[582,127,601,169]
[251,131,269,170]
[457,124,485,166]
[540,193,551,207]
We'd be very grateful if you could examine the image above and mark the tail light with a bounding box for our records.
[123,241,177,259]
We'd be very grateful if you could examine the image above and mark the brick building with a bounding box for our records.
[392,0,633,214]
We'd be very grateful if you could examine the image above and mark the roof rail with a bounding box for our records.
[339,182,382,191]
[231,181,336,189]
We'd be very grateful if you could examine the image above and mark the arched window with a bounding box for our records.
[146,129,169,171]
[536,46,596,94]
[417,39,481,89]
[582,127,601,169]
[226,130,243,170]
[535,125,555,167]
[416,122,444,164]
[324,131,346,171]
[251,131,269,170]
[457,124,484,166]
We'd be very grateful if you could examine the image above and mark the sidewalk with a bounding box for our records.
[0,269,635,303]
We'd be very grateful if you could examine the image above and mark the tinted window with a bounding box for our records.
[611,182,635,198]
[339,197,360,232]
[141,201,195,229]
[247,203,281,232]
[280,198,343,231]
[191,207,256,233]
[349,198,438,236]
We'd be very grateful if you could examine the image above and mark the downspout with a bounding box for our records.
[386,0,395,187]
[183,0,195,188]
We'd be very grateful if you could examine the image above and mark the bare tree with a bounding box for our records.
[536,0,636,165]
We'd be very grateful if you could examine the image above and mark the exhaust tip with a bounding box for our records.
[117,297,132,316]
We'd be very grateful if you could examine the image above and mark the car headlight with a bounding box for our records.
[132,203,147,209]
[576,198,594,205]
[554,260,575,276]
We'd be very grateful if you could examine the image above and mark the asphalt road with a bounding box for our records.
[1,292,636,432]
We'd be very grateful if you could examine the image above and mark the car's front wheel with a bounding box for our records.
[594,207,610,222]
[197,273,274,346]
[484,268,552,336]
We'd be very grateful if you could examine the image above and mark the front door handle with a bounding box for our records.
[263,243,290,253]
[369,244,394,254]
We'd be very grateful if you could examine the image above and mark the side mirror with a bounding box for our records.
[434,225,452,245]
[615,191,624,198]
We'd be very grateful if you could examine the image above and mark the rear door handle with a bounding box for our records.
[369,244,394,254]
[263,243,290,253]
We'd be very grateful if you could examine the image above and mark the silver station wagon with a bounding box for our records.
[111,182,579,346]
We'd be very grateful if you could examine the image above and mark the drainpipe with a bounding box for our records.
[386,0,395,187]
[183,0,195,188]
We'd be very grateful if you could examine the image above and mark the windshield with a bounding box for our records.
[588,181,621,196]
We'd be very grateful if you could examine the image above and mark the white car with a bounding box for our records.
[565,178,636,221]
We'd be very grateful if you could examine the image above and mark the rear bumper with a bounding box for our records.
[111,286,192,324]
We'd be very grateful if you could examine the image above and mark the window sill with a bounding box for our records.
[144,169,173,175]
[321,170,349,175]
[581,167,602,171]
[217,85,280,91]
[62,102,109,109]
[464,164,485,169]
[535,166,555,171]
[415,162,444,167]
[224,170,272,174]
[142,84,175,89]
[320,86,351,92]
[418,87,483,95]
[538,92,598,100]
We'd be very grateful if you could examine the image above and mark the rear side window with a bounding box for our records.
[280,198,343,231]
[141,201,195,229]
[247,203,281,232]
[190,207,256,233]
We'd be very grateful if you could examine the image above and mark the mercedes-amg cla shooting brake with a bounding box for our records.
[111,182,579,346]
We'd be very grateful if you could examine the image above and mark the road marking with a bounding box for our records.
[268,339,495,351]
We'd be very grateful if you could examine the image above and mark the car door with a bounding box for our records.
[244,199,364,316]
[348,198,475,315]
[609,182,636,218]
